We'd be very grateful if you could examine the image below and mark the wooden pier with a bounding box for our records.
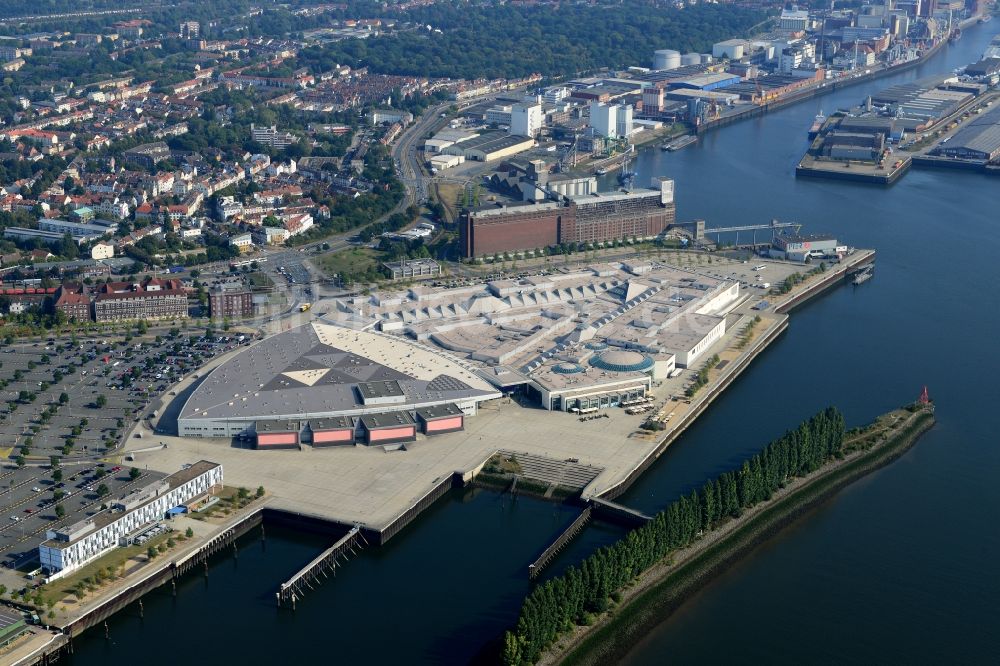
[528,507,592,580]
[277,526,365,609]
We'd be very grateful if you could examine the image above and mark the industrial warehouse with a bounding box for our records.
[176,322,503,444]
[930,104,1000,163]
[460,177,676,258]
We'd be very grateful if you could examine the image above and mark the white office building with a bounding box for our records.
[542,87,570,104]
[485,105,513,126]
[510,103,542,137]
[779,9,810,32]
[39,461,223,579]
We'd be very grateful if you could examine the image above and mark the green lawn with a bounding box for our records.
[315,247,384,277]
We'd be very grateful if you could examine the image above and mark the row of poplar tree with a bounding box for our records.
[503,407,846,665]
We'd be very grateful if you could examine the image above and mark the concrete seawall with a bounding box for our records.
[774,249,875,315]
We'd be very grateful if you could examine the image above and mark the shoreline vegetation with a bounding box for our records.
[499,403,935,666]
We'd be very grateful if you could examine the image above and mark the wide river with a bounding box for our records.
[69,24,999,665]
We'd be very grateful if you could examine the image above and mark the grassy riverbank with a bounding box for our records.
[546,406,935,666]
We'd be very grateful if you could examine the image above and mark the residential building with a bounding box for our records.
[91,242,115,260]
[38,218,116,239]
[368,109,413,125]
[54,285,91,322]
[122,142,171,169]
[252,225,290,245]
[96,199,130,219]
[209,284,254,319]
[179,21,200,38]
[0,46,31,62]
[93,278,188,322]
[250,124,298,149]
[39,461,222,578]
[229,233,254,252]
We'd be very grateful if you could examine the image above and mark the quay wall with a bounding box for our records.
[19,509,266,665]
[774,250,875,315]
[697,40,945,135]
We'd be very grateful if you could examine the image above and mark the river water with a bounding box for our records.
[68,25,1000,665]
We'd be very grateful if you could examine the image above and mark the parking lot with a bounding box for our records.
[0,465,165,569]
[276,259,312,285]
[0,330,256,569]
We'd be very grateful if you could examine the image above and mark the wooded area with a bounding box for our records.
[315,3,766,79]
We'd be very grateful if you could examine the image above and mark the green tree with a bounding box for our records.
[129,467,141,480]
[255,486,265,498]
[96,483,109,497]
[55,504,65,518]
[185,527,194,538]
[147,546,157,559]
[95,395,107,408]
[52,469,62,483]
[14,455,24,468]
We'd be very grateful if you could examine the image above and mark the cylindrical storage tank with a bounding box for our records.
[700,54,714,64]
[653,49,681,71]
[681,53,701,66]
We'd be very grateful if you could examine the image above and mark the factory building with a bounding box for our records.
[460,178,675,258]
[39,462,223,579]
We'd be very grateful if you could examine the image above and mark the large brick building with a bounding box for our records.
[460,179,675,258]
[53,285,92,322]
[93,278,188,322]
[209,284,254,320]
